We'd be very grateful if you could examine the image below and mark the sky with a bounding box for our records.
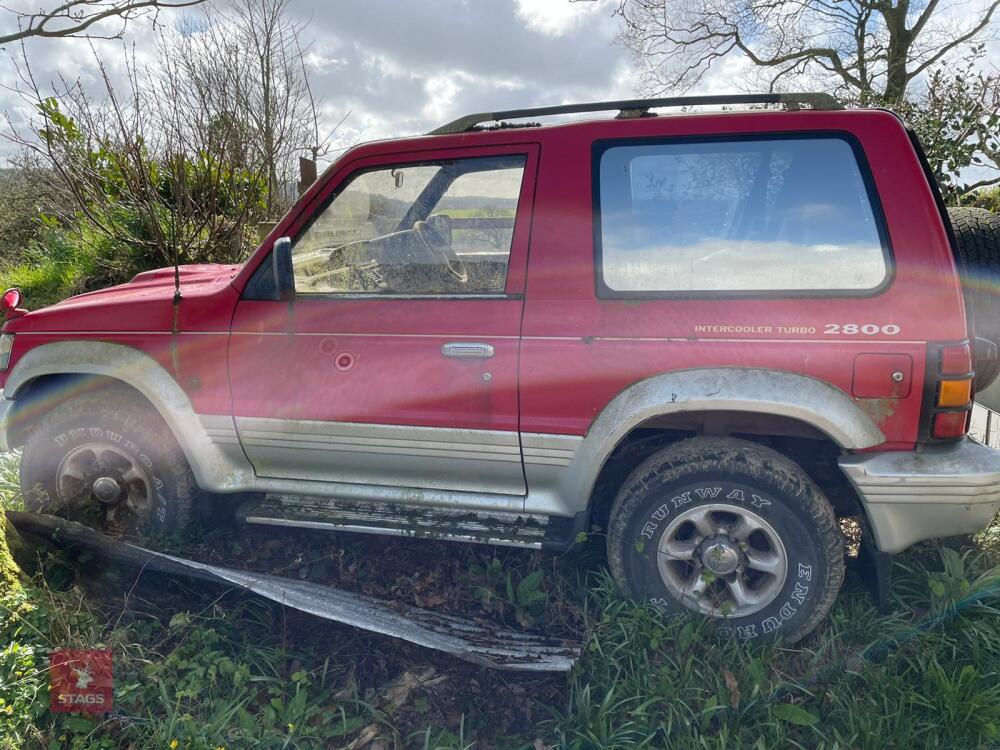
[0,0,995,168]
[296,0,640,157]
[0,0,650,165]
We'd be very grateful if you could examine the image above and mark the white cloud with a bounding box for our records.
[421,73,462,123]
[515,0,606,37]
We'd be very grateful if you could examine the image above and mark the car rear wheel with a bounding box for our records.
[19,387,195,538]
[607,437,844,643]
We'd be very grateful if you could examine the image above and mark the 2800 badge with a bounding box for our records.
[823,323,901,335]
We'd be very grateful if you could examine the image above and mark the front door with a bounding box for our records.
[228,143,538,496]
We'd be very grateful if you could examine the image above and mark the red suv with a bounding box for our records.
[3,93,999,643]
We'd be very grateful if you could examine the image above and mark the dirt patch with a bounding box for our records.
[168,522,589,638]
[69,522,585,746]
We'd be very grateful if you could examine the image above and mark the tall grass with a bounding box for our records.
[550,548,1000,750]
[1,444,999,749]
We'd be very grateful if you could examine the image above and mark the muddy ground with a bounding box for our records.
[42,518,600,746]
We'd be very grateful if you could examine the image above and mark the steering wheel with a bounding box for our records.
[414,220,468,284]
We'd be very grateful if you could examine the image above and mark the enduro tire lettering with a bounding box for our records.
[791,581,809,605]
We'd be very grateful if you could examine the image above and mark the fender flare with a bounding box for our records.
[528,368,886,516]
[4,340,254,492]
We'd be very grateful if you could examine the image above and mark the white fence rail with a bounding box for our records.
[971,402,1000,449]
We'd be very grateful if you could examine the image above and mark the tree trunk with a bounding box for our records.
[882,4,912,101]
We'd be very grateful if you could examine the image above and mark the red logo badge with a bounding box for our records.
[50,650,113,713]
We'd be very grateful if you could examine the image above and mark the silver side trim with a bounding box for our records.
[840,439,1000,553]
[3,341,254,492]
[522,433,582,468]
[524,368,886,516]
[237,416,526,496]
[200,414,242,446]
[238,426,520,462]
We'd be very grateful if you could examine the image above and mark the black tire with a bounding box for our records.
[607,437,844,643]
[948,207,1000,389]
[19,388,195,538]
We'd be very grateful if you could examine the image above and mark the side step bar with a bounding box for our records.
[237,495,552,549]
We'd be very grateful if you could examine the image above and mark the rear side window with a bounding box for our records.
[595,135,890,296]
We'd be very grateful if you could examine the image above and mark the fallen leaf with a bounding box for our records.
[383,667,447,713]
[722,670,741,709]
[343,723,380,750]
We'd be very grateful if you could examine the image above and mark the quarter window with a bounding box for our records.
[596,136,889,295]
[293,155,526,295]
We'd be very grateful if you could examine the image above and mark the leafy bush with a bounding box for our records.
[963,186,1000,214]
[0,97,272,311]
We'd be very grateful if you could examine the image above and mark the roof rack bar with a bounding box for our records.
[428,93,842,135]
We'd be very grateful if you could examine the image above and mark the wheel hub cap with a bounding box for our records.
[92,476,123,504]
[55,442,155,530]
[655,501,788,618]
[700,537,741,575]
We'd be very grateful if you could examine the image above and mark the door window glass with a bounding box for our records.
[293,155,526,295]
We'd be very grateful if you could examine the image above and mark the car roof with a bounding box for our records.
[329,97,893,169]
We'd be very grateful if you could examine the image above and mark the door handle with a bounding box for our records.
[441,342,494,359]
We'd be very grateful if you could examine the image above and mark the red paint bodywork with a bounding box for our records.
[2,108,969,453]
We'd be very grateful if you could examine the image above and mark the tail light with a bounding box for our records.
[924,341,974,440]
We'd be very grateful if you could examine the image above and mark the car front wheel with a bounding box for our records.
[19,387,195,538]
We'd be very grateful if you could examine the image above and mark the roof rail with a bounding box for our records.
[428,93,842,135]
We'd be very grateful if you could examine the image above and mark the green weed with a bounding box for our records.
[1,443,999,749]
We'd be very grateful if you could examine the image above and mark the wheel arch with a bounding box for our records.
[526,368,884,518]
[3,340,253,492]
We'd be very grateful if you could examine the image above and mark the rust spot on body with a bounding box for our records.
[856,397,897,425]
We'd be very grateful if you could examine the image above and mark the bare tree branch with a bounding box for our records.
[614,0,1000,101]
[0,0,205,46]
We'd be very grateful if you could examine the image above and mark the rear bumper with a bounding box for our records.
[0,389,11,452]
[840,439,1000,554]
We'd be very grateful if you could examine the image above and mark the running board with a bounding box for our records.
[237,495,552,549]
